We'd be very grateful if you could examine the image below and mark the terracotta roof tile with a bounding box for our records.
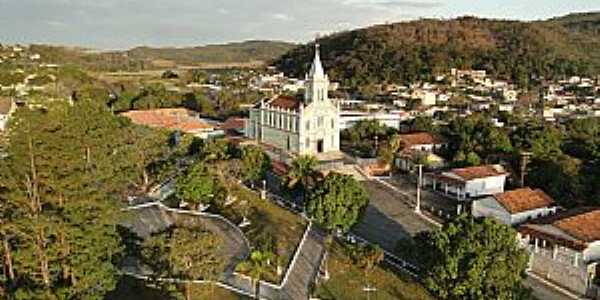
[271,160,290,176]
[268,95,301,110]
[220,117,247,131]
[555,209,600,242]
[398,132,444,148]
[120,109,213,133]
[494,188,555,214]
[451,164,507,181]
[0,97,12,114]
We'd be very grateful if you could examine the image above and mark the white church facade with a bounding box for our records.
[245,45,340,156]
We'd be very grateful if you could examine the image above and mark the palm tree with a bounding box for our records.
[286,155,318,204]
[240,250,274,299]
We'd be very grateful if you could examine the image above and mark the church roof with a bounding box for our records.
[267,95,302,110]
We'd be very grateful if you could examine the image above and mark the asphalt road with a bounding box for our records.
[353,180,435,253]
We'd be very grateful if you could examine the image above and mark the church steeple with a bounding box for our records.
[305,43,329,104]
[309,44,325,80]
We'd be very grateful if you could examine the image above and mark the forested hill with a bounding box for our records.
[274,13,600,88]
[550,12,600,35]
[127,40,295,65]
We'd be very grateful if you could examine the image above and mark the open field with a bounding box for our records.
[314,241,434,300]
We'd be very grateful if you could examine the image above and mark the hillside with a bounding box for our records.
[550,11,600,34]
[274,14,600,88]
[127,40,295,66]
[25,40,295,72]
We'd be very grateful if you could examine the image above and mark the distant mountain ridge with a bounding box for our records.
[274,12,600,88]
[24,40,295,71]
[126,40,295,65]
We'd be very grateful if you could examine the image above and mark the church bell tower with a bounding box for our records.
[304,44,329,105]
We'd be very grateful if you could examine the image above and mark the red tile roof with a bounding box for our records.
[555,209,600,243]
[268,95,301,110]
[120,109,214,133]
[398,132,444,148]
[271,160,290,176]
[220,117,247,131]
[0,97,12,114]
[494,188,555,214]
[450,164,507,181]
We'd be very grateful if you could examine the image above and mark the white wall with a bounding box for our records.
[464,175,506,197]
[473,196,557,225]
[583,241,600,263]
[472,197,512,224]
[510,207,558,225]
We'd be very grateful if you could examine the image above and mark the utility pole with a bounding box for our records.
[415,164,422,214]
[520,151,533,187]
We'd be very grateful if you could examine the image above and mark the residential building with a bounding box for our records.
[120,108,222,139]
[424,164,508,201]
[518,208,600,296]
[339,110,407,130]
[472,187,558,225]
[394,132,447,171]
[245,44,340,156]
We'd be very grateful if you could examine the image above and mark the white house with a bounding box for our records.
[472,187,558,225]
[424,164,508,201]
[339,110,407,130]
[518,208,600,296]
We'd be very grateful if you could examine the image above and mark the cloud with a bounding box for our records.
[270,13,295,22]
[341,0,443,10]
[1,0,596,49]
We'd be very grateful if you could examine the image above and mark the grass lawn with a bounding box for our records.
[221,180,307,284]
[105,276,250,300]
[314,241,434,300]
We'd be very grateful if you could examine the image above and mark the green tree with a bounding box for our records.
[124,125,170,191]
[0,100,132,299]
[286,155,319,203]
[528,154,584,207]
[530,127,563,160]
[237,250,274,299]
[175,163,216,210]
[241,146,271,185]
[416,216,529,300]
[307,173,369,233]
[142,226,224,300]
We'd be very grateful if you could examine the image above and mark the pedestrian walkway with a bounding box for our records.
[280,224,327,299]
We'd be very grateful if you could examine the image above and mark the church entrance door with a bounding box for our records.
[317,139,324,153]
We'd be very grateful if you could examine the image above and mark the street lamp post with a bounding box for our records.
[415,164,423,214]
[363,285,377,300]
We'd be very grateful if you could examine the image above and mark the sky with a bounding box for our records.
[0,0,599,50]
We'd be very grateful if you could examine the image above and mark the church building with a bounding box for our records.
[245,45,340,156]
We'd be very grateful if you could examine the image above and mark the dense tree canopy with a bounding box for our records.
[241,146,271,184]
[307,173,369,233]
[275,15,600,89]
[0,100,137,299]
[142,225,224,300]
[415,216,530,300]
[175,163,217,209]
